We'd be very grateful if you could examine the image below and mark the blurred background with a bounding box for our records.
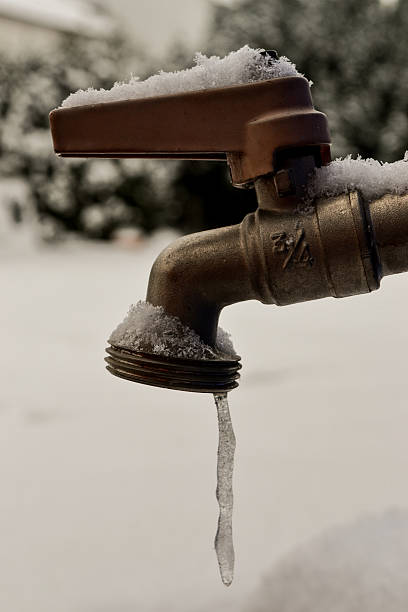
[3,1,408,611]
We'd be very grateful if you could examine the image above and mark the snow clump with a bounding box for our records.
[61,46,303,108]
[109,300,236,360]
[310,152,408,202]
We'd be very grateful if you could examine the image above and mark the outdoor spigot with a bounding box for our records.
[49,72,408,393]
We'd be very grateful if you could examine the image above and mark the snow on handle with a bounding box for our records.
[61,46,302,108]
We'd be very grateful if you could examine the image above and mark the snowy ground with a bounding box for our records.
[2,229,408,612]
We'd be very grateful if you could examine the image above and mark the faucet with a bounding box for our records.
[49,69,408,393]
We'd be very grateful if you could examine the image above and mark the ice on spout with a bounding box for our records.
[61,45,303,109]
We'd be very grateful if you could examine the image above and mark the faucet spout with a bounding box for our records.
[146,223,258,347]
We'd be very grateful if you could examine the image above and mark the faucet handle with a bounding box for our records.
[50,75,330,187]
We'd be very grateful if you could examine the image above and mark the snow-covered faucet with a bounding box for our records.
[49,50,408,393]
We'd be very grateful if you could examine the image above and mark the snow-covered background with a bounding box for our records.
[3,229,408,611]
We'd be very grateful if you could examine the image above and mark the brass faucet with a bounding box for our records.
[50,72,408,392]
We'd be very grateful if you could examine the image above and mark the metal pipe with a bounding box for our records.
[368,194,408,277]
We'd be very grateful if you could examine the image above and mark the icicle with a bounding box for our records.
[213,392,236,586]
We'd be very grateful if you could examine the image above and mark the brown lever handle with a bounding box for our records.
[49,75,330,186]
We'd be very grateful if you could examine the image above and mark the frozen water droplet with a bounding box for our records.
[214,392,236,586]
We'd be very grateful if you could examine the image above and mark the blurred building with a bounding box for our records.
[0,0,113,56]
[95,0,210,59]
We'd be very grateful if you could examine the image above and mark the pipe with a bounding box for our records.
[368,194,408,277]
